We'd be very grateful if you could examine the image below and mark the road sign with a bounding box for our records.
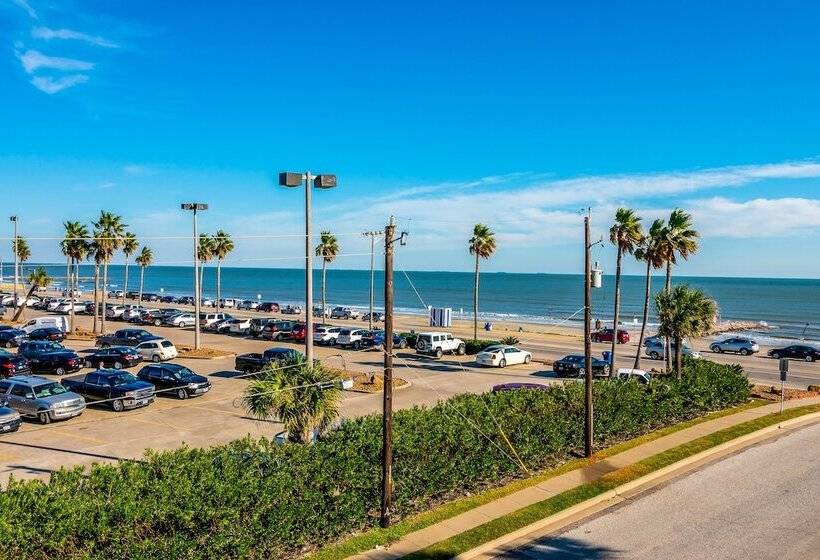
[779,358,789,381]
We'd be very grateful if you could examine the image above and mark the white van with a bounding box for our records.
[19,316,69,334]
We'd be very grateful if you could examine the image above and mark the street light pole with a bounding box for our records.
[363,231,382,330]
[584,215,593,458]
[181,203,208,350]
[9,216,18,309]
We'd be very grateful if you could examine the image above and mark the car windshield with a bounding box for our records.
[483,345,505,353]
[43,342,63,352]
[109,373,138,385]
[33,383,68,398]
[169,367,196,380]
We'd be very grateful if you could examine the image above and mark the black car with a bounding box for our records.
[17,341,83,376]
[177,296,194,306]
[0,349,30,378]
[83,346,144,369]
[160,295,179,303]
[96,328,160,348]
[553,355,611,377]
[28,327,66,342]
[0,328,27,348]
[62,370,155,411]
[257,302,280,313]
[141,293,160,302]
[235,347,303,374]
[137,363,211,399]
[767,345,820,362]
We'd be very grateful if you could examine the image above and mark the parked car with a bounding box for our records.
[135,309,163,326]
[767,344,820,362]
[261,320,296,341]
[0,404,21,433]
[709,337,760,355]
[19,316,68,334]
[108,290,125,299]
[125,291,140,300]
[249,317,277,337]
[415,332,467,358]
[200,313,229,328]
[615,368,652,384]
[83,347,144,369]
[553,354,611,377]
[0,349,30,378]
[0,328,27,348]
[228,317,252,335]
[137,363,211,399]
[314,326,343,345]
[46,298,68,312]
[160,295,179,303]
[590,328,630,344]
[122,306,148,322]
[475,345,532,368]
[177,296,195,306]
[96,328,160,348]
[55,301,86,314]
[257,302,280,313]
[237,299,260,310]
[17,341,83,376]
[336,328,370,349]
[133,338,178,362]
[0,375,85,424]
[141,293,161,302]
[362,311,385,323]
[313,306,331,318]
[235,348,303,374]
[281,305,302,315]
[644,339,701,360]
[218,298,237,309]
[291,322,309,342]
[362,330,407,349]
[165,313,196,328]
[27,327,65,342]
[330,306,360,320]
[62,370,155,411]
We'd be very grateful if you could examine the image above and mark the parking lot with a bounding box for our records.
[1,304,818,484]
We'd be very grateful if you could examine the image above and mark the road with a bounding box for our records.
[494,421,820,560]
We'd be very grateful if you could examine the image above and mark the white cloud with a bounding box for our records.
[12,0,37,19]
[32,27,119,48]
[30,74,89,94]
[17,49,94,74]
[687,197,820,238]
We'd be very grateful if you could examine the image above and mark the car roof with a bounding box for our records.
[4,374,54,385]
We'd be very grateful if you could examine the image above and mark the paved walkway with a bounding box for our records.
[352,397,820,560]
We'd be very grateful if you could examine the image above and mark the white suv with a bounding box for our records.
[314,326,342,345]
[134,339,178,362]
[416,332,466,358]
[336,328,368,349]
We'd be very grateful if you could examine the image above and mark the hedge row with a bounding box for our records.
[0,360,749,559]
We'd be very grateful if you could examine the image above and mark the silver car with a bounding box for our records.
[0,375,86,425]
[709,337,759,355]
[645,339,701,360]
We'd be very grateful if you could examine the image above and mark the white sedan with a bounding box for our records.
[475,345,532,368]
[228,318,252,335]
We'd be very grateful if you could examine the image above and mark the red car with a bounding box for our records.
[290,323,307,342]
[591,328,630,344]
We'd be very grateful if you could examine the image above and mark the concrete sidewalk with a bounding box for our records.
[352,396,820,560]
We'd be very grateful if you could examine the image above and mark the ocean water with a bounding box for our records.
[21,264,820,341]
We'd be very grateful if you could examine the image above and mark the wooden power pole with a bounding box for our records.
[380,216,397,528]
[584,215,594,458]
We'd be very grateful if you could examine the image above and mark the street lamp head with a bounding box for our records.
[279,172,304,187]
[313,174,337,189]
[9,216,17,222]
[181,203,208,211]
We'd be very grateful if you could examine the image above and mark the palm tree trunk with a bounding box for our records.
[633,259,652,370]
[664,261,672,372]
[12,285,37,322]
[101,262,109,333]
[122,258,130,305]
[216,259,222,312]
[92,264,100,333]
[65,257,70,297]
[68,257,75,333]
[322,260,327,320]
[473,253,480,341]
[138,266,145,304]
[610,247,623,375]
[200,264,206,306]
[675,335,683,379]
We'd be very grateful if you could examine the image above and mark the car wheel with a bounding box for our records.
[97,361,105,369]
[154,320,162,327]
[152,355,161,363]
[524,355,532,364]
[4,341,12,348]
[577,367,585,377]
[38,411,51,425]
[806,356,815,362]
[499,359,507,368]
[56,366,66,376]
[650,351,660,360]
[603,365,611,375]
[771,352,780,360]
[710,345,721,353]
[111,399,124,412]
[399,340,407,349]
[353,340,361,350]
[177,388,188,400]
[739,348,749,356]
[101,343,110,349]
[435,347,443,359]
[113,361,122,370]
[85,360,92,368]
[457,343,466,355]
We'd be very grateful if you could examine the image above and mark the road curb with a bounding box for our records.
[455,410,820,560]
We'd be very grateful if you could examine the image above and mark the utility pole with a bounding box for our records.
[10,216,18,310]
[381,216,396,528]
[363,231,382,330]
[584,214,593,458]
[181,203,208,350]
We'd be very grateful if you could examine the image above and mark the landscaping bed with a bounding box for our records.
[176,345,235,359]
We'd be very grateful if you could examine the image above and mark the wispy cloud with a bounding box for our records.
[30,74,89,94]
[32,26,119,48]
[16,48,94,74]
[12,0,37,19]
[123,164,157,176]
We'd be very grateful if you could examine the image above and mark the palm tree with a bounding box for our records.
[468,224,496,341]
[12,235,30,292]
[197,234,215,306]
[92,211,126,334]
[659,209,700,370]
[135,246,153,304]
[61,221,90,333]
[242,354,342,443]
[656,285,717,378]
[90,237,105,333]
[12,267,52,322]
[608,208,643,374]
[633,219,666,369]
[212,230,234,310]
[315,231,339,318]
[121,232,138,305]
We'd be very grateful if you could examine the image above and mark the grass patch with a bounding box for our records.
[404,403,820,559]
[305,399,767,560]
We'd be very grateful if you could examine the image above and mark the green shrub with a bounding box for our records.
[500,335,520,345]
[400,332,418,347]
[0,362,750,559]
[464,338,501,354]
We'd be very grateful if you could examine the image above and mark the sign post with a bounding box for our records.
[779,358,789,414]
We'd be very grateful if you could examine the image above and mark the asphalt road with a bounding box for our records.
[496,421,820,560]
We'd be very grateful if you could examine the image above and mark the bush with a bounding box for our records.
[500,335,520,345]
[0,362,750,559]
[464,338,501,354]
[400,332,417,347]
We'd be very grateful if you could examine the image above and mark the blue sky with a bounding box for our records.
[1,0,819,277]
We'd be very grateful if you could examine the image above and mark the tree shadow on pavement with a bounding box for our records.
[410,536,620,559]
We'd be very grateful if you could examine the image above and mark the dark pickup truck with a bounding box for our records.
[235,347,303,374]
[96,329,160,348]
[0,349,31,378]
[17,341,83,376]
[61,370,155,412]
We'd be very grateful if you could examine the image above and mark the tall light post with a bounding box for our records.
[279,171,337,363]
[181,203,208,349]
[363,230,383,330]
[9,216,18,310]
